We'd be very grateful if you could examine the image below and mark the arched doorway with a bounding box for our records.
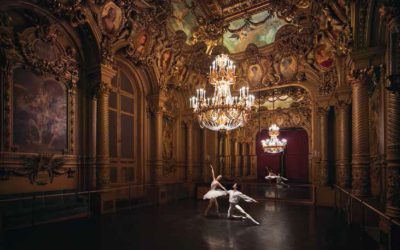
[256,128,309,183]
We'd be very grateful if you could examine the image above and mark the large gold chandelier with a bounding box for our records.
[189,54,255,131]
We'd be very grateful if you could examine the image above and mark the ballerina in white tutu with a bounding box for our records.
[227,183,260,225]
[265,168,278,181]
[203,164,227,216]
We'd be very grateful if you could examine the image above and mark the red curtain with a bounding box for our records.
[256,128,309,183]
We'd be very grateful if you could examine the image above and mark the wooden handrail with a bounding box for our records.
[0,184,159,203]
[334,184,400,227]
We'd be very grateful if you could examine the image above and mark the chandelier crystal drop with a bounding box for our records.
[189,54,255,131]
[261,124,287,153]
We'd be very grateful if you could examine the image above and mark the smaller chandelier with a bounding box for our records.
[189,54,255,131]
[261,124,287,153]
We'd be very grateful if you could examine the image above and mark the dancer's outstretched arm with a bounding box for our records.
[217,182,227,191]
[210,164,216,180]
[239,193,258,203]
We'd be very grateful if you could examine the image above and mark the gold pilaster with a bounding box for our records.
[351,77,371,197]
[335,100,351,188]
[318,106,329,186]
[185,120,193,181]
[92,64,117,188]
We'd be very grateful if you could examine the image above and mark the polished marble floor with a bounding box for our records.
[2,199,377,250]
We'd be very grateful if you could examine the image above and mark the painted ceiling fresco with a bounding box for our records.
[167,1,287,53]
[168,0,198,43]
[223,11,287,53]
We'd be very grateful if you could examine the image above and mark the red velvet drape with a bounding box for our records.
[256,128,309,183]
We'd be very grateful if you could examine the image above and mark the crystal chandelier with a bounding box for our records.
[189,54,255,131]
[261,124,287,153]
[260,91,287,153]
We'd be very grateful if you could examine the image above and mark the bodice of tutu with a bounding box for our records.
[210,180,219,190]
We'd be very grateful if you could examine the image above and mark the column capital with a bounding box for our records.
[183,118,194,128]
[334,98,351,111]
[94,81,112,97]
[316,105,330,116]
[348,65,383,86]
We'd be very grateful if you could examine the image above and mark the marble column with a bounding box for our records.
[95,64,116,189]
[351,76,370,197]
[335,101,351,188]
[318,106,329,186]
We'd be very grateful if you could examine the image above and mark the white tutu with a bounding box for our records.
[203,190,227,200]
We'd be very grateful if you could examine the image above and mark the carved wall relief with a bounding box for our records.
[0,153,74,185]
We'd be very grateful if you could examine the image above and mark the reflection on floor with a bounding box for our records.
[3,200,377,250]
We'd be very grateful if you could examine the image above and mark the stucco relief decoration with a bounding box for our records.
[18,24,79,81]
[262,107,311,130]
[39,0,88,27]
[316,1,352,55]
[319,68,338,95]
[0,153,74,185]
[100,2,124,35]
[259,25,307,87]
[162,96,179,175]
[162,118,174,161]
[126,32,149,64]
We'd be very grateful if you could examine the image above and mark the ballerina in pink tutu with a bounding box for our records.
[203,164,227,216]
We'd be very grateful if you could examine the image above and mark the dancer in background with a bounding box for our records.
[265,167,278,182]
[227,183,260,225]
[203,164,227,216]
[276,174,290,188]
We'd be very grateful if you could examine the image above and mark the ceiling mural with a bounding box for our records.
[167,1,288,53]
[168,0,198,44]
[223,11,287,53]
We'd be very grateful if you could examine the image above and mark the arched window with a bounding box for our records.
[109,68,136,184]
